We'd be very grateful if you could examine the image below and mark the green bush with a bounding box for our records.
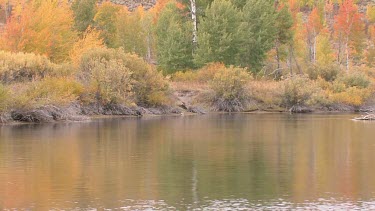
[0,51,56,83]
[14,77,83,109]
[0,84,9,112]
[336,70,371,89]
[172,71,198,82]
[210,66,251,112]
[330,86,371,106]
[81,57,133,105]
[307,63,340,82]
[331,80,347,93]
[282,76,321,107]
[79,48,171,106]
[172,63,226,83]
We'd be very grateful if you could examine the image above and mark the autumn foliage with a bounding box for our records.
[0,0,374,114]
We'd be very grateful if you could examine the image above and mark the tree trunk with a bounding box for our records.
[345,37,349,71]
[5,0,10,20]
[275,40,282,79]
[291,45,302,74]
[289,45,293,75]
[146,34,152,63]
[276,42,280,70]
[313,35,317,63]
[190,0,197,49]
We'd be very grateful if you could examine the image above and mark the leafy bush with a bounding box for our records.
[330,86,371,106]
[50,63,77,78]
[79,48,171,106]
[282,76,321,107]
[0,51,55,83]
[0,84,10,112]
[324,70,372,106]
[336,70,371,89]
[196,63,225,82]
[307,63,340,82]
[331,80,347,93]
[210,66,251,112]
[14,77,83,109]
[172,63,225,83]
[81,58,133,105]
[122,53,172,106]
[172,71,199,82]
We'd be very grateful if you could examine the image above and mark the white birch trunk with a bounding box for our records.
[190,0,197,47]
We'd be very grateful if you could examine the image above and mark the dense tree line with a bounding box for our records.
[0,0,374,74]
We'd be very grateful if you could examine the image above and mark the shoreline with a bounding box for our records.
[1,86,374,125]
[0,103,372,125]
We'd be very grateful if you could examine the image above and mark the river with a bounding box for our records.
[1,114,375,210]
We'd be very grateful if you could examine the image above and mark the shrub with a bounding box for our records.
[331,80,347,93]
[79,48,171,106]
[172,71,199,82]
[330,87,371,106]
[50,63,76,78]
[336,70,371,89]
[307,63,340,82]
[318,64,341,82]
[0,51,55,83]
[14,77,83,109]
[122,53,172,106]
[172,63,226,83]
[196,63,225,82]
[282,76,321,107]
[210,66,251,112]
[0,84,10,112]
[81,58,133,105]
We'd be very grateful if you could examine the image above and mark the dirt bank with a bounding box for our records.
[2,86,375,124]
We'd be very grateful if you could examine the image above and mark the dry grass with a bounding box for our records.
[246,80,283,106]
[171,81,209,92]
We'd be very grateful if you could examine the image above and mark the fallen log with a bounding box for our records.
[354,113,375,121]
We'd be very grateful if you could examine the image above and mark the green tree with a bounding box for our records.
[194,0,241,67]
[238,0,277,71]
[94,2,120,48]
[232,0,246,8]
[274,4,294,75]
[117,7,147,59]
[71,0,97,32]
[156,3,194,74]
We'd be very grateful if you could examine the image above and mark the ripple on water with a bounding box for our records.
[52,198,375,210]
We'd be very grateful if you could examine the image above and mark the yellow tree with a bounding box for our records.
[316,28,335,66]
[0,0,76,62]
[70,27,104,66]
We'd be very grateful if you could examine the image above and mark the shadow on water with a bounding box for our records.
[1,113,375,209]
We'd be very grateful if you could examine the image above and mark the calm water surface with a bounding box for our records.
[1,113,375,210]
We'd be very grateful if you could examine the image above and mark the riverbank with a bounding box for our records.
[1,50,375,124]
[0,103,188,124]
[1,87,374,124]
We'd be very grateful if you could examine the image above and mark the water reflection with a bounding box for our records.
[1,114,375,210]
